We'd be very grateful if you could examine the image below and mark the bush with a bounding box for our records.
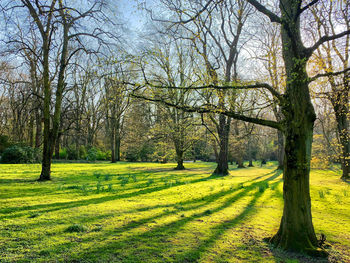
[87,147,109,161]
[1,145,41,163]
[0,135,10,154]
[59,148,68,159]
[23,146,42,163]
[96,149,107,160]
[124,147,139,162]
[87,147,98,161]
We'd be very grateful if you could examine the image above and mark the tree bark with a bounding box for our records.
[54,132,61,160]
[213,114,230,175]
[271,109,318,252]
[277,130,284,170]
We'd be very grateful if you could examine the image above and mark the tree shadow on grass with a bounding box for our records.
[0,178,38,183]
[66,170,282,262]
[12,170,280,244]
[173,173,282,262]
[0,171,238,220]
[0,169,279,221]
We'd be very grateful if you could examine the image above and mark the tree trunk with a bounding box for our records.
[54,132,61,160]
[237,158,245,168]
[35,110,42,148]
[247,137,254,167]
[213,115,230,175]
[39,39,52,181]
[111,125,116,163]
[28,115,34,147]
[174,149,185,170]
[270,2,322,254]
[39,130,52,181]
[115,131,121,162]
[248,160,253,167]
[277,130,284,170]
[39,17,68,181]
[271,112,318,253]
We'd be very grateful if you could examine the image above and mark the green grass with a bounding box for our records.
[0,161,349,262]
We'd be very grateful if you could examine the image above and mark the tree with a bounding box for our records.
[143,36,199,169]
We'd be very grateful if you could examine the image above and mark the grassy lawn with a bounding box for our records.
[0,162,349,262]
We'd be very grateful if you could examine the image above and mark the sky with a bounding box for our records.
[118,0,151,32]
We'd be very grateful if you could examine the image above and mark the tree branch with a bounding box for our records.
[125,81,283,101]
[305,29,350,57]
[131,93,283,131]
[308,67,350,83]
[246,0,281,23]
[298,0,320,16]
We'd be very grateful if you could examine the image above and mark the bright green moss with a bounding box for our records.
[0,162,349,262]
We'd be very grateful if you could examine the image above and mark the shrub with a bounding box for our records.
[96,149,107,160]
[0,135,10,154]
[23,146,42,163]
[1,145,26,163]
[59,148,68,159]
[1,145,41,163]
[87,147,98,161]
[125,147,139,162]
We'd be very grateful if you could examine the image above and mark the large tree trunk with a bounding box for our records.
[213,114,230,175]
[277,130,284,170]
[271,0,323,255]
[271,110,318,253]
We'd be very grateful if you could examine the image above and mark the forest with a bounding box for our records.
[0,0,349,262]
